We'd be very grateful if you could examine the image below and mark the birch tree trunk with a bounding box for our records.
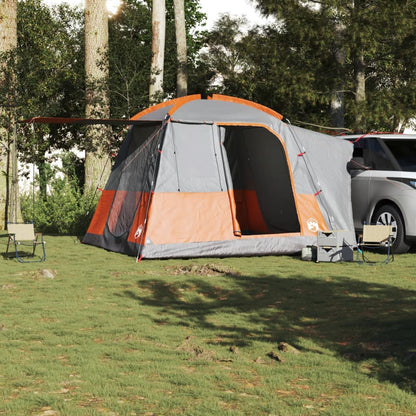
[149,0,166,103]
[0,0,20,227]
[330,17,345,129]
[351,0,366,132]
[173,0,187,97]
[354,52,366,131]
[84,0,111,192]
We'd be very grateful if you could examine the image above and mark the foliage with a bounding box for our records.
[15,0,85,163]
[108,0,206,118]
[196,12,337,125]
[1,249,416,414]
[197,15,252,95]
[203,1,416,132]
[108,0,152,118]
[20,151,97,236]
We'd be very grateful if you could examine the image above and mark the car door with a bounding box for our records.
[348,138,372,229]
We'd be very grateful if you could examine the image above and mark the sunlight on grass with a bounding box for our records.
[1,235,416,415]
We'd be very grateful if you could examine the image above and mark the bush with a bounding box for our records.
[20,152,99,236]
[21,178,98,236]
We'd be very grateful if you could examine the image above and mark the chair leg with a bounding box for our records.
[5,234,45,263]
[38,240,46,262]
[41,242,46,261]
[356,236,363,263]
[11,241,46,263]
[14,241,24,263]
[385,237,392,264]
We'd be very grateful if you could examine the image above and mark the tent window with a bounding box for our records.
[106,123,164,237]
[111,122,161,171]
[223,126,300,235]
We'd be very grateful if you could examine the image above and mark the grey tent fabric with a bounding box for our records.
[84,95,355,259]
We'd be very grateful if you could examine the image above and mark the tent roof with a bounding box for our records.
[20,95,285,126]
[131,95,284,124]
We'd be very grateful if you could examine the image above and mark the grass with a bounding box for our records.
[1,234,416,415]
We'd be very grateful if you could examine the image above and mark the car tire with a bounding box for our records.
[372,204,410,254]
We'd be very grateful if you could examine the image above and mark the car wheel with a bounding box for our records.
[372,204,410,253]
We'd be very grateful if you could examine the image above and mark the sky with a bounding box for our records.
[42,0,270,28]
[199,0,269,28]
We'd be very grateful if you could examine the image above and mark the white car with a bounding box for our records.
[345,133,416,253]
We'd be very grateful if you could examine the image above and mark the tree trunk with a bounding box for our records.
[330,18,345,129]
[354,52,366,131]
[330,91,345,129]
[37,154,48,202]
[351,0,366,132]
[149,0,166,103]
[9,125,20,222]
[173,0,187,97]
[0,0,20,227]
[84,0,111,192]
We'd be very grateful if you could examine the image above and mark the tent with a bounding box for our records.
[83,94,355,259]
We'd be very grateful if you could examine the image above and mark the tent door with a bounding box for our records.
[105,122,165,239]
[220,125,300,235]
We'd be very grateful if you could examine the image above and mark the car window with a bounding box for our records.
[382,139,416,171]
[348,140,368,171]
[366,138,397,170]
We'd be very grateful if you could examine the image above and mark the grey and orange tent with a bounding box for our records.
[83,94,355,259]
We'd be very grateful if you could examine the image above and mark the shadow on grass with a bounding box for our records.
[123,272,416,393]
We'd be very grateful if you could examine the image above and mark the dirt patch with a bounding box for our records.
[176,336,217,361]
[26,269,57,280]
[166,263,241,277]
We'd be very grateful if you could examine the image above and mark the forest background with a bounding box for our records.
[0,0,415,234]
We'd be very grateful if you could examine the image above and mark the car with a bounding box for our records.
[344,133,416,253]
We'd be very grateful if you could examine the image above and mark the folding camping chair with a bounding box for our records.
[6,223,46,263]
[356,224,393,264]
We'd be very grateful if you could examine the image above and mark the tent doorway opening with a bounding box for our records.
[222,125,300,235]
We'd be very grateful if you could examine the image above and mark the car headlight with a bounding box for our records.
[388,177,416,189]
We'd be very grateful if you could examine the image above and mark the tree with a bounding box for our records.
[330,9,346,129]
[197,12,335,125]
[14,0,85,197]
[0,0,18,225]
[149,0,166,103]
[84,0,111,191]
[173,0,187,96]
[108,0,153,118]
[109,0,205,116]
[156,0,207,98]
[251,0,416,132]
[199,15,250,95]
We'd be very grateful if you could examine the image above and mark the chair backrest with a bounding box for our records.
[362,225,392,244]
[7,223,36,241]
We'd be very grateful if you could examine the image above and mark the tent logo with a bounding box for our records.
[134,225,143,239]
[306,218,319,233]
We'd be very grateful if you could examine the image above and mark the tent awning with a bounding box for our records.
[18,117,161,126]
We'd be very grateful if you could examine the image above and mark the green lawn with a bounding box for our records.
[1,235,416,415]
